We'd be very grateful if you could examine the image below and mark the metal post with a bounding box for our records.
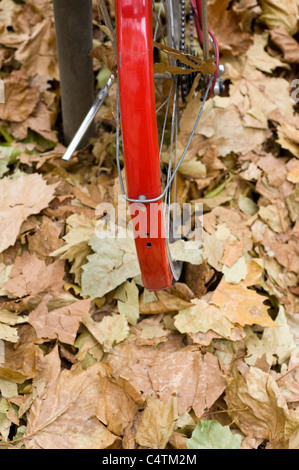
[53,0,94,147]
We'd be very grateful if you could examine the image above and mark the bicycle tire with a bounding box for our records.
[116,0,184,290]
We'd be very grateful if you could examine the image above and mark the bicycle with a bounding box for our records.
[62,0,223,291]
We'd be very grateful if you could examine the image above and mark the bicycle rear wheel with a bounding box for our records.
[116,0,206,290]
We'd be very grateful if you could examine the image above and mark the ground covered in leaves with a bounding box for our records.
[0,0,299,450]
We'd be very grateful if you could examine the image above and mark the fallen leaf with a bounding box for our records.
[139,289,192,315]
[221,240,244,268]
[148,347,226,417]
[202,230,224,271]
[208,0,253,55]
[81,228,141,299]
[186,419,242,449]
[115,279,139,325]
[0,378,18,399]
[11,101,58,142]
[222,256,248,284]
[29,295,91,345]
[269,26,299,63]
[27,216,64,259]
[83,313,130,352]
[0,71,39,123]
[0,172,58,253]
[287,166,299,184]
[3,252,65,298]
[15,18,58,80]
[51,213,96,285]
[169,240,203,264]
[245,306,296,366]
[0,325,44,383]
[98,373,143,436]
[25,348,118,449]
[174,298,235,340]
[0,309,28,343]
[277,121,299,158]
[0,145,20,178]
[259,0,298,35]
[225,367,290,446]
[135,396,178,449]
[0,398,12,441]
[211,272,276,328]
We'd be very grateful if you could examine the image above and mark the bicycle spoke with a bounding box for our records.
[158,81,174,159]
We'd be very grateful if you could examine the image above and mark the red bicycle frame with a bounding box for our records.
[116,1,173,289]
[116,0,219,290]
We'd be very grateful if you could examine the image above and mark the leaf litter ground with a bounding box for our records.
[0,0,299,450]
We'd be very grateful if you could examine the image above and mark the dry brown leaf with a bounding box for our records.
[89,43,117,71]
[51,213,96,285]
[174,298,235,340]
[221,240,244,268]
[259,0,298,35]
[139,289,192,314]
[208,0,253,55]
[11,102,58,142]
[27,216,64,259]
[153,40,216,74]
[23,0,54,18]
[15,18,58,80]
[98,373,143,436]
[211,262,276,327]
[0,173,58,254]
[3,252,65,298]
[287,166,299,184]
[28,295,91,345]
[25,348,117,449]
[183,259,213,297]
[269,26,299,63]
[277,121,299,158]
[135,396,178,449]
[83,313,130,352]
[0,70,40,123]
[148,347,226,417]
[225,367,290,446]
[0,325,44,383]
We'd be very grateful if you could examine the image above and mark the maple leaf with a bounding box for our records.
[81,229,141,299]
[148,347,226,417]
[259,0,298,35]
[83,313,130,352]
[15,18,58,80]
[225,367,291,447]
[51,213,96,285]
[0,172,58,253]
[28,295,91,345]
[207,0,253,55]
[211,279,275,327]
[98,372,143,437]
[135,396,178,449]
[25,347,118,449]
[3,252,65,298]
[211,261,276,328]
[0,71,40,122]
[186,420,242,449]
[174,298,235,340]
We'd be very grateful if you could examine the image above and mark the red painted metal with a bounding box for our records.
[116,0,173,289]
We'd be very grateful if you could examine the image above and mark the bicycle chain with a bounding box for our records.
[179,0,200,102]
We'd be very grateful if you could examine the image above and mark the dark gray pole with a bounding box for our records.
[53,0,94,147]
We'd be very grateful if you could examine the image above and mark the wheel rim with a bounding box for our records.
[116,0,214,288]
